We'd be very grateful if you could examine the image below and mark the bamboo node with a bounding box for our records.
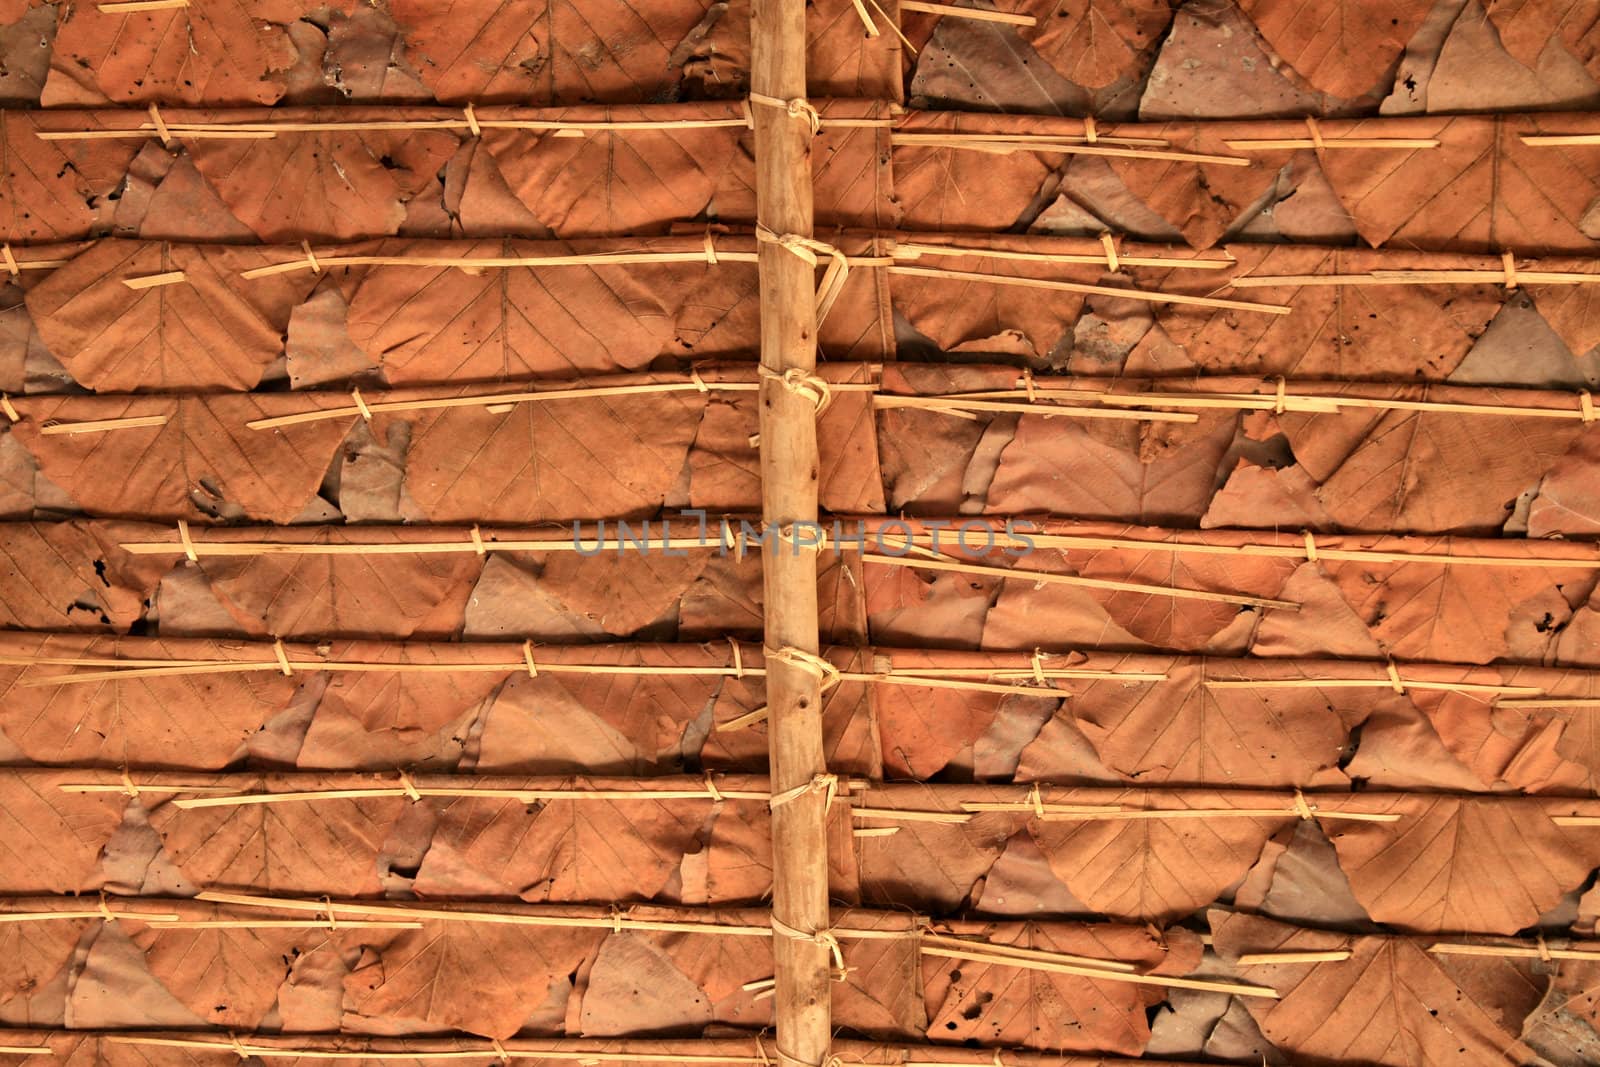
[176,518,198,562]
[748,92,822,135]
[1100,232,1120,272]
[1502,251,1519,290]
[272,639,292,676]
[771,913,846,974]
[845,0,879,35]
[147,102,172,146]
[754,226,851,322]
[769,773,839,810]
[1292,789,1315,820]
[764,646,841,690]
[397,769,421,802]
[760,365,833,415]
[1386,660,1405,694]
[1304,116,1325,151]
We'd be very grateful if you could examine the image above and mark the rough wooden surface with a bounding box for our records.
[751,0,832,1063]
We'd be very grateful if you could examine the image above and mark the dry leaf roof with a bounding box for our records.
[1,1,1600,1065]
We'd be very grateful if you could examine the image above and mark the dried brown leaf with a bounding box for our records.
[1326,795,1600,933]
[147,782,404,895]
[403,394,705,523]
[1212,911,1542,1065]
[345,242,712,383]
[12,395,346,523]
[26,242,313,392]
[43,1,301,106]
[188,124,455,241]
[0,633,292,767]
[344,922,599,1039]
[413,793,705,902]
[1238,0,1432,98]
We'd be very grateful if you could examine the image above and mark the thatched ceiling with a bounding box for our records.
[0,2,1599,1065]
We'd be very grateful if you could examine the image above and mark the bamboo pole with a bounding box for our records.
[750,1,832,1064]
[0,1029,1243,1065]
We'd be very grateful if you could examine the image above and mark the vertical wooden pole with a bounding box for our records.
[750,0,831,1063]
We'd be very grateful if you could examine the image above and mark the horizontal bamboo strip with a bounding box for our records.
[1,643,1154,699]
[918,933,1134,973]
[889,264,1289,314]
[115,531,728,556]
[37,115,758,142]
[921,944,1276,998]
[164,784,773,809]
[0,908,178,924]
[899,0,1036,24]
[189,893,1266,996]
[975,381,1600,422]
[98,0,187,9]
[30,639,1571,708]
[861,552,1301,610]
[1204,677,1542,696]
[245,381,763,429]
[37,414,169,435]
[1519,133,1600,146]
[1224,137,1439,150]
[889,132,1248,166]
[1235,950,1354,964]
[247,385,1201,432]
[1428,941,1600,961]
[0,1030,1238,1066]
[122,270,187,289]
[197,891,778,936]
[918,932,1136,972]
[11,768,1513,830]
[111,518,1600,570]
[955,802,1400,823]
[874,524,1600,571]
[107,1033,764,1063]
[1230,268,1600,289]
[851,806,975,824]
[891,241,1235,270]
[875,395,1197,423]
[240,248,762,279]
